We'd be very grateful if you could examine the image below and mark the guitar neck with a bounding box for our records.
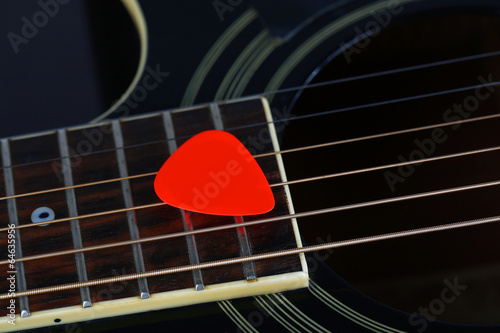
[0,97,308,331]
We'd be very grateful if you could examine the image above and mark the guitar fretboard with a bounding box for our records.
[0,97,308,331]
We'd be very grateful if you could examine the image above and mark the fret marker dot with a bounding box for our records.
[31,207,55,227]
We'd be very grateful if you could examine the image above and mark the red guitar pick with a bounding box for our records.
[154,130,275,216]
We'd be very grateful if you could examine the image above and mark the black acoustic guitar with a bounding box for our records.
[2,0,500,332]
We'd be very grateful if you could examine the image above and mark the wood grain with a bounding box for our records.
[0,98,303,316]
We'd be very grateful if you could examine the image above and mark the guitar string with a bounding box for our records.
[2,213,500,300]
[2,177,500,265]
[258,50,500,98]
[1,134,500,234]
[0,52,499,276]
[0,109,499,203]
[2,78,498,172]
[1,49,499,172]
[1,122,499,286]
[1,115,499,233]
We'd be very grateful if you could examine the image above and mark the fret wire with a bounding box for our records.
[1,139,30,317]
[162,111,205,291]
[112,120,150,299]
[0,112,498,204]
[162,111,178,155]
[209,102,224,130]
[210,101,258,281]
[235,216,257,281]
[1,77,500,173]
[181,210,205,291]
[57,129,92,308]
[2,178,500,266]
[3,213,500,300]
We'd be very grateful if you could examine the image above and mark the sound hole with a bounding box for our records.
[283,12,500,324]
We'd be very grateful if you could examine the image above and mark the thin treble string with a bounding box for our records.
[1,110,500,203]
[2,213,500,300]
[2,177,500,263]
[259,50,500,97]
[264,79,500,125]
[0,172,158,202]
[271,144,500,187]
[5,77,499,172]
[256,112,500,158]
[1,49,500,172]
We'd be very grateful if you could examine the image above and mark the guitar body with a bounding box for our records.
[2,0,500,332]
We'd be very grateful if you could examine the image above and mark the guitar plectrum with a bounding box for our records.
[154,130,275,216]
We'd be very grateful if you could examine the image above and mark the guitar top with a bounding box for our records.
[2,0,500,332]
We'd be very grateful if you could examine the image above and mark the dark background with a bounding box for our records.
[0,0,139,138]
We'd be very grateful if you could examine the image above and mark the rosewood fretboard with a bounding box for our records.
[0,97,307,331]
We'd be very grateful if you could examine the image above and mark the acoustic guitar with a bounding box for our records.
[2,0,500,332]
